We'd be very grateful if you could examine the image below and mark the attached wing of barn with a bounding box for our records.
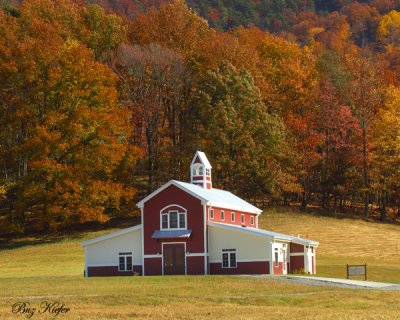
[81,225,143,277]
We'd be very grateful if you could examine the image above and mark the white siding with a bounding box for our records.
[86,229,142,266]
[208,225,272,262]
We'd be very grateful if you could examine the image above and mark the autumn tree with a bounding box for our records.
[377,10,400,49]
[315,77,362,209]
[344,54,385,219]
[371,85,400,221]
[129,0,211,57]
[110,43,190,191]
[292,11,353,54]
[0,0,137,235]
[19,0,126,60]
[257,33,320,207]
[189,62,299,200]
[341,2,380,48]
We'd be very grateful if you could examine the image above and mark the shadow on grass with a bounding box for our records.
[0,216,141,250]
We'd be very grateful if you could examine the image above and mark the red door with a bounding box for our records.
[163,244,185,275]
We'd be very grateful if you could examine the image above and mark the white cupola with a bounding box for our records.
[190,151,212,190]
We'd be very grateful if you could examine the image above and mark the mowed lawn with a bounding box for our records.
[0,209,399,319]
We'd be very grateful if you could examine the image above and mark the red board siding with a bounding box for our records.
[290,243,304,253]
[207,206,256,227]
[192,176,211,181]
[290,256,304,273]
[273,261,283,274]
[144,257,162,275]
[143,184,204,255]
[186,256,205,275]
[87,266,142,277]
[210,261,270,274]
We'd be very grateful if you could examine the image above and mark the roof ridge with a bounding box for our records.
[139,180,262,214]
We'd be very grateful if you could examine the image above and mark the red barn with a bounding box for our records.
[82,151,318,276]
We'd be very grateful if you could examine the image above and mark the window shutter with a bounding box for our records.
[230,253,236,268]
[162,214,168,229]
[179,213,186,228]
[222,253,229,268]
[119,256,125,271]
[126,256,132,271]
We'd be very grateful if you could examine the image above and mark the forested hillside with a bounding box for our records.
[4,1,400,32]
[1,0,400,236]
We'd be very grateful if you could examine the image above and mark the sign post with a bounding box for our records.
[347,263,367,281]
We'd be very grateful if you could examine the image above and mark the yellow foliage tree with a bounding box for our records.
[377,10,400,50]
[371,85,400,221]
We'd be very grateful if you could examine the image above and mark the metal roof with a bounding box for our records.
[81,224,142,247]
[208,221,319,246]
[191,151,212,168]
[174,181,262,214]
[152,229,192,239]
[137,180,262,214]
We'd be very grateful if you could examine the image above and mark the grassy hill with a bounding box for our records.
[0,209,399,319]
[261,208,400,283]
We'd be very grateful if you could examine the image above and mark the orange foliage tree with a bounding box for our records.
[0,0,139,234]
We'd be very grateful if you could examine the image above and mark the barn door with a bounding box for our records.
[163,244,185,275]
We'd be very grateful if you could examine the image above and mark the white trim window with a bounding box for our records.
[231,212,235,222]
[210,209,214,220]
[161,210,187,230]
[250,216,254,226]
[119,252,133,271]
[206,168,211,176]
[192,163,203,176]
[220,210,225,221]
[274,248,279,267]
[222,249,236,268]
[241,214,245,224]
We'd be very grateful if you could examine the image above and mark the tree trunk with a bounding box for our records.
[145,126,154,191]
[301,193,307,209]
[362,125,369,220]
[380,191,387,222]
[333,196,337,212]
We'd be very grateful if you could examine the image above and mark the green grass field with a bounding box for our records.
[1,209,400,319]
